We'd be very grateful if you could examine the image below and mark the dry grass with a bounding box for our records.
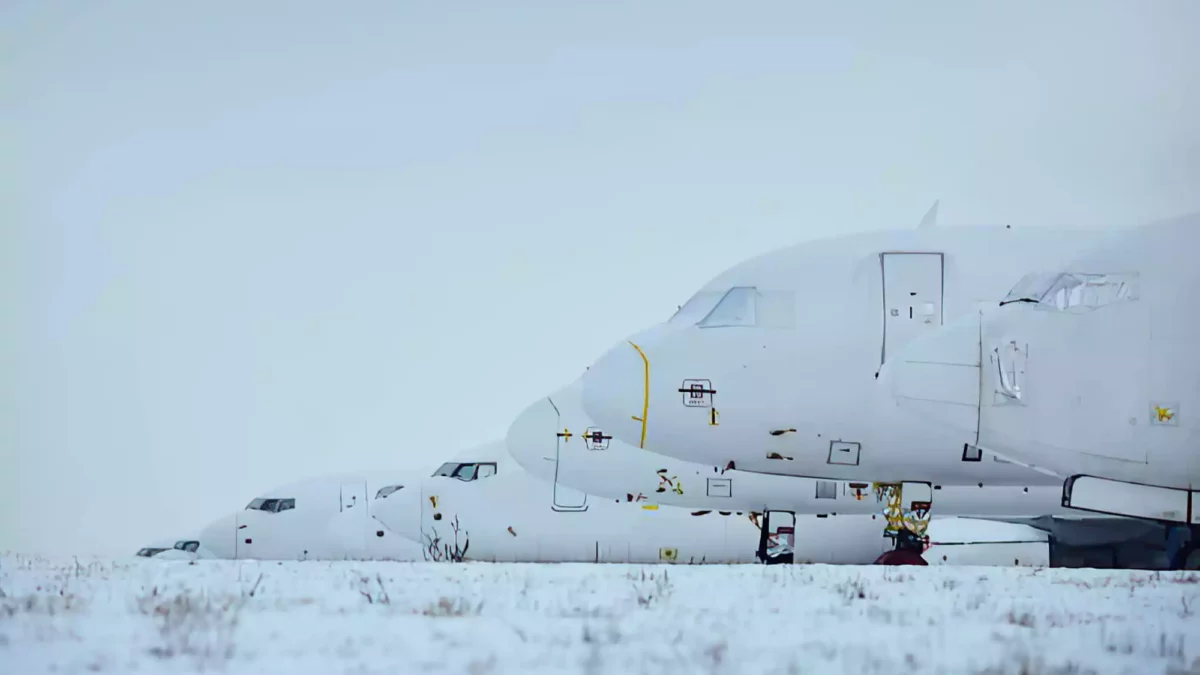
[134,573,262,666]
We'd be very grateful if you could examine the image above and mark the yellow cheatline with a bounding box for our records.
[628,340,650,449]
[642,504,659,510]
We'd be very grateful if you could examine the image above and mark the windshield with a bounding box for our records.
[173,540,200,552]
[136,548,168,557]
[999,271,1058,305]
[668,290,724,325]
[245,497,296,513]
[375,485,404,499]
[430,462,498,481]
[1001,271,1137,310]
[699,287,758,327]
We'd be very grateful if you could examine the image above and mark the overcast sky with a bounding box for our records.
[4,0,1198,556]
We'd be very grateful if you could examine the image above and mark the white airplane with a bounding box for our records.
[879,211,1200,568]
[574,223,1123,484]
[508,372,1165,567]
[547,221,1193,563]
[197,469,426,561]
[193,443,919,565]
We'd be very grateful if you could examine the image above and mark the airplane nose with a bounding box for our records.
[373,486,421,543]
[580,341,650,449]
[197,513,238,559]
[506,395,560,482]
[878,309,984,444]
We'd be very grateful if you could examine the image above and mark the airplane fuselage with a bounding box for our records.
[578,225,1124,484]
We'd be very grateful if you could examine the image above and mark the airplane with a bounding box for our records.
[878,211,1200,568]
[548,219,1194,563]
[573,222,1127,484]
[194,441,986,565]
[197,469,426,561]
[508,373,1167,567]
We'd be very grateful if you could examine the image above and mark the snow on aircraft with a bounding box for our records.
[508,374,1166,567]
[879,211,1200,568]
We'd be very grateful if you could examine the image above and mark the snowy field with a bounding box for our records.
[2,553,1199,675]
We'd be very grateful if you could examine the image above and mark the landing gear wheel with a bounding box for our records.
[1166,526,1200,571]
[873,529,929,565]
[1169,541,1200,571]
[874,549,929,565]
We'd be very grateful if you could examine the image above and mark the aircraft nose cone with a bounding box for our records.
[878,309,984,443]
[373,486,421,543]
[197,513,238,559]
[506,395,560,482]
[580,341,649,449]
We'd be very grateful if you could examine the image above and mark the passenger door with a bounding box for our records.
[881,252,944,364]
[548,397,589,512]
[340,481,365,512]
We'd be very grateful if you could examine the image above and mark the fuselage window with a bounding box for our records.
[375,485,404,499]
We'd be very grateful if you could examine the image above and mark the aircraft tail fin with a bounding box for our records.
[919,199,939,228]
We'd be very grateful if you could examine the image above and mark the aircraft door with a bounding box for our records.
[234,512,254,559]
[340,482,365,512]
[545,397,589,512]
[235,512,244,559]
[881,252,945,364]
[758,510,796,564]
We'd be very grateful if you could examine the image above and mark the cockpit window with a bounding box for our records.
[698,286,758,327]
[136,547,168,557]
[375,485,404,499]
[431,462,498,482]
[1000,272,1137,311]
[173,540,200,553]
[245,497,296,513]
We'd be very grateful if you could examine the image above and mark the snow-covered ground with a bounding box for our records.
[2,553,1199,675]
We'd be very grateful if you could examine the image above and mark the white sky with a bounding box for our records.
[4,0,1198,556]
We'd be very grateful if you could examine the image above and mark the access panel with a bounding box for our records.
[881,252,945,364]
